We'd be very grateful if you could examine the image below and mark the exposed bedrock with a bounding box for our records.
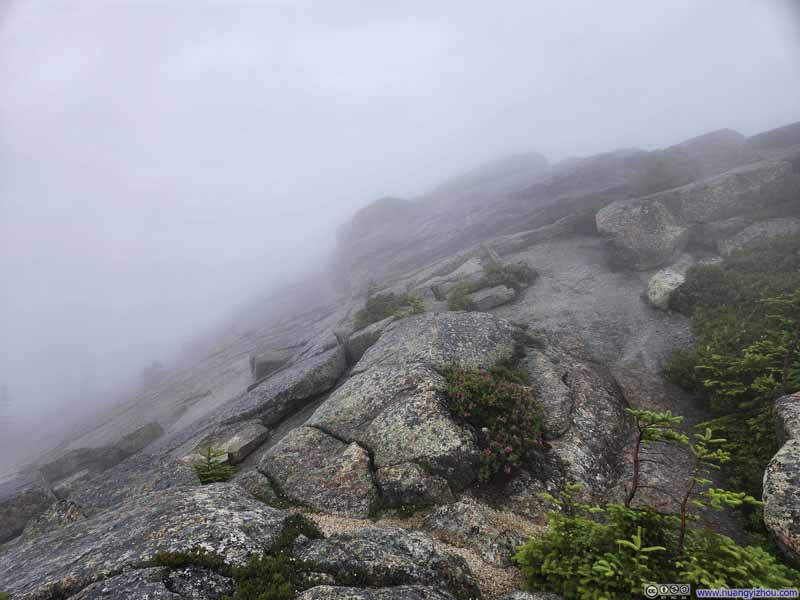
[0,484,294,598]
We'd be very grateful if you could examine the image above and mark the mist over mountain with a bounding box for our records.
[1,2,800,598]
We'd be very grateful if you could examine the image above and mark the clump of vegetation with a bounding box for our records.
[481,260,535,291]
[515,414,800,599]
[446,280,474,311]
[665,233,800,527]
[0,593,11,600]
[353,284,424,330]
[444,323,543,481]
[150,514,323,600]
[193,447,236,484]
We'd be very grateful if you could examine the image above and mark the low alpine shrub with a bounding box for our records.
[446,280,474,311]
[482,260,535,291]
[444,363,543,481]
[353,288,424,330]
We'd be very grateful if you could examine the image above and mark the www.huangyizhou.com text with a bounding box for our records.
[695,589,799,599]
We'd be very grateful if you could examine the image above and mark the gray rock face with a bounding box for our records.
[0,484,292,597]
[67,567,235,600]
[294,526,480,600]
[764,393,800,564]
[596,158,800,269]
[299,586,457,600]
[718,217,800,255]
[470,285,517,311]
[763,439,800,565]
[422,497,527,567]
[0,472,55,543]
[260,426,379,517]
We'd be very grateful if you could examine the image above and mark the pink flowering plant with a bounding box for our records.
[444,365,543,482]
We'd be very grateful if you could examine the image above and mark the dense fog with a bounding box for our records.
[1,0,799,470]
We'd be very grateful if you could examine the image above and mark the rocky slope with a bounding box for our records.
[2,121,800,599]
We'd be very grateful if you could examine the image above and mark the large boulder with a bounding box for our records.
[595,197,689,270]
[763,439,800,565]
[645,254,694,310]
[0,472,56,543]
[0,484,294,598]
[597,158,800,270]
[293,526,480,600]
[260,313,517,514]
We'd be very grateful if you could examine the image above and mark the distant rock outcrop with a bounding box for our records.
[596,157,800,269]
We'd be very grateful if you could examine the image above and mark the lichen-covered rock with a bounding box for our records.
[0,472,55,543]
[375,463,454,507]
[775,393,800,446]
[67,567,235,600]
[294,526,480,600]
[60,453,199,516]
[421,497,528,566]
[298,586,457,600]
[718,217,800,255]
[597,158,800,270]
[260,426,379,517]
[470,285,517,311]
[21,499,84,540]
[645,254,694,309]
[0,484,292,598]
[763,439,800,565]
